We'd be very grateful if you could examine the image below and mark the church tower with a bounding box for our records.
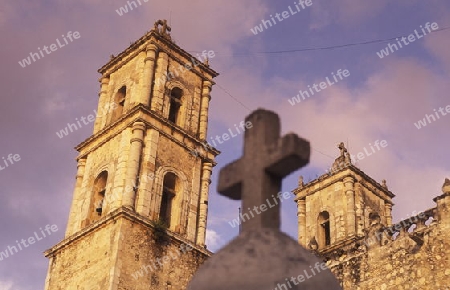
[293,142,394,256]
[44,20,219,290]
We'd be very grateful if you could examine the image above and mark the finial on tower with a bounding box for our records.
[330,141,352,173]
[298,175,304,188]
[153,19,172,39]
[338,142,347,157]
[381,179,388,189]
[442,178,450,194]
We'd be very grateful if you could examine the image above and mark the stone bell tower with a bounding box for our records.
[293,142,394,256]
[44,20,219,290]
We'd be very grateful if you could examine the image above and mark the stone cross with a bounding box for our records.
[188,109,342,290]
[218,109,310,232]
[338,142,347,156]
[154,19,171,36]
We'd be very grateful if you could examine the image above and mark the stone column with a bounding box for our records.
[355,184,364,236]
[93,76,110,133]
[343,176,356,237]
[139,44,158,106]
[123,122,146,209]
[198,81,212,140]
[385,203,393,227]
[197,162,213,246]
[135,128,159,217]
[65,158,86,237]
[297,198,306,246]
[151,51,169,113]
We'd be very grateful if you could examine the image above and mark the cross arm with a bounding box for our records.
[265,133,310,177]
[217,159,243,200]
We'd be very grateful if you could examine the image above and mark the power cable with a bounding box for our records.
[189,26,450,56]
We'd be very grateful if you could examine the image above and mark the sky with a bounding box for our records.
[0,0,449,289]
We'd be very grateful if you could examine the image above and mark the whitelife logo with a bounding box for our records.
[250,0,313,35]
[115,0,150,16]
[18,31,81,68]
[325,140,388,176]
[0,154,21,172]
[190,121,253,157]
[228,191,292,228]
[0,225,59,262]
[131,244,193,280]
[376,22,439,59]
[154,50,215,86]
[288,69,350,106]
[55,102,118,139]
[273,262,329,290]
[414,105,450,129]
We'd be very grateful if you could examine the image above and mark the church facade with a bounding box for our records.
[43,20,450,290]
[294,143,450,289]
[44,21,218,290]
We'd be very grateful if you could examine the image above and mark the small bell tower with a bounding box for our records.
[294,142,394,254]
[44,20,219,290]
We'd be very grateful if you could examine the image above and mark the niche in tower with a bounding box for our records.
[159,172,179,228]
[318,211,331,248]
[88,171,108,224]
[168,87,182,125]
[111,86,126,123]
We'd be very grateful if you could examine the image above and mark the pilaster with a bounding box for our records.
[384,203,393,227]
[65,158,87,237]
[297,198,307,246]
[199,81,212,140]
[151,51,169,114]
[343,176,356,237]
[94,76,110,133]
[196,162,213,246]
[123,122,146,209]
[135,128,159,216]
[140,44,158,106]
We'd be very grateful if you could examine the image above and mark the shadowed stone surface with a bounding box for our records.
[188,109,342,290]
[188,229,341,289]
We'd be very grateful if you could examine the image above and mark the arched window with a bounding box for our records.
[159,172,178,227]
[89,171,108,223]
[318,211,331,248]
[168,88,182,124]
[111,86,126,123]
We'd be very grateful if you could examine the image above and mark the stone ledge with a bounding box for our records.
[44,206,211,258]
[293,165,395,200]
[75,104,219,163]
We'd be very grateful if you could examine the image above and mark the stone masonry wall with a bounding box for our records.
[45,209,210,290]
[46,217,122,290]
[117,216,209,290]
[327,212,450,290]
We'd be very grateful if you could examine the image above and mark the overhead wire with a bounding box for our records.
[201,26,450,160]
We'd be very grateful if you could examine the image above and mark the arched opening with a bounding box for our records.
[168,87,182,124]
[89,171,108,223]
[318,211,331,248]
[159,172,179,227]
[369,212,381,226]
[111,86,126,123]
